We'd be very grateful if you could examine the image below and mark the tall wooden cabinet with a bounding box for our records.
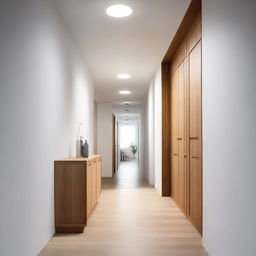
[170,15,202,233]
[54,155,102,233]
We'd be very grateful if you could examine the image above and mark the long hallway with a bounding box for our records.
[40,162,207,256]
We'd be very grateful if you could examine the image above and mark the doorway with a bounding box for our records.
[119,123,139,163]
[111,108,146,188]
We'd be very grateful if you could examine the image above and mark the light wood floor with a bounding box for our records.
[39,161,208,256]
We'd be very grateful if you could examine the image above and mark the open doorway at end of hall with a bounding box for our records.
[113,115,140,172]
[119,123,139,163]
[112,114,146,189]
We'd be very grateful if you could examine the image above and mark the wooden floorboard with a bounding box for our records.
[39,161,208,256]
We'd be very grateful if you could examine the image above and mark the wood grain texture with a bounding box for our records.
[86,162,92,218]
[161,62,170,196]
[163,0,201,62]
[171,39,187,75]
[40,161,208,256]
[55,162,86,226]
[187,14,202,54]
[165,10,202,233]
[92,161,97,210]
[55,156,102,233]
[178,59,187,213]
[96,159,102,199]
[171,69,179,202]
[188,40,202,233]
[162,0,201,202]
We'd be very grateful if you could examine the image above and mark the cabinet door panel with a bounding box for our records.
[178,60,187,212]
[171,154,179,202]
[96,159,102,199]
[55,163,86,225]
[189,140,202,230]
[189,41,201,138]
[71,164,86,224]
[86,162,92,218]
[55,164,72,224]
[189,40,202,232]
[171,70,179,202]
[92,161,97,209]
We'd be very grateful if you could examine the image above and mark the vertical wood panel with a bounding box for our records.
[163,11,202,233]
[188,40,202,233]
[171,70,179,202]
[91,161,97,209]
[87,162,92,218]
[178,60,187,212]
[161,62,170,196]
[71,164,86,224]
[189,41,202,138]
[96,158,102,199]
[55,163,73,224]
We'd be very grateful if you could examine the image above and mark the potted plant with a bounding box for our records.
[130,143,137,157]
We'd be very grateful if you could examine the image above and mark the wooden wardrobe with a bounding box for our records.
[170,15,202,233]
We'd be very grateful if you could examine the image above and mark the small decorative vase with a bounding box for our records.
[83,140,89,157]
[76,139,81,157]
[81,140,89,158]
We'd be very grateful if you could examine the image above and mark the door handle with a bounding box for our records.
[192,156,200,159]
[189,136,199,140]
[173,154,177,156]
[177,137,182,140]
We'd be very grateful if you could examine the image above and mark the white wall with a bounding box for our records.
[202,0,256,255]
[145,67,162,191]
[0,1,94,255]
[96,103,113,177]
[145,83,155,185]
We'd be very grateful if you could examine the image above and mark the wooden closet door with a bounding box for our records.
[188,40,202,232]
[177,59,187,212]
[96,158,102,200]
[91,160,97,209]
[171,70,179,203]
[86,162,92,218]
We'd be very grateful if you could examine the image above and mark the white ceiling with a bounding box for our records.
[54,0,190,103]
[113,103,143,124]
[113,108,140,124]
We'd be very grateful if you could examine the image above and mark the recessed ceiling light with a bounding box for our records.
[119,90,131,95]
[117,74,131,79]
[106,4,133,18]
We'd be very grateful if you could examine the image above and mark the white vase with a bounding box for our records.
[76,139,81,157]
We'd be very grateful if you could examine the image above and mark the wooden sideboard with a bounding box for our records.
[54,155,102,233]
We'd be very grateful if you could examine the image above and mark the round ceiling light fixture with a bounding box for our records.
[106,4,133,18]
[117,73,131,79]
[119,90,131,95]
